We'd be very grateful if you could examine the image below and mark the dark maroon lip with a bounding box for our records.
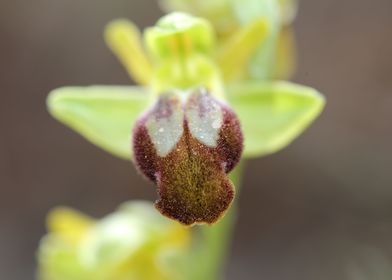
[132,87,243,225]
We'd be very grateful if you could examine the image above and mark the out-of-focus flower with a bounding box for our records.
[47,12,324,225]
[160,0,298,79]
[37,201,190,280]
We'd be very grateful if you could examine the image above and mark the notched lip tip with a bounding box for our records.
[154,202,231,226]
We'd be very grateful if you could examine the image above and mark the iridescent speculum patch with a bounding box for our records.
[132,87,243,225]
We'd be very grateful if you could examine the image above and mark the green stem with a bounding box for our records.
[189,161,245,280]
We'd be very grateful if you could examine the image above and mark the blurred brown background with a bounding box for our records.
[1,0,392,279]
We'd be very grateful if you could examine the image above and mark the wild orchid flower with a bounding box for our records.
[47,12,324,226]
[42,5,325,280]
[160,0,298,79]
[37,201,190,280]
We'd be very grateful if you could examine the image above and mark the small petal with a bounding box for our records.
[272,26,296,79]
[105,19,153,85]
[231,0,281,79]
[278,0,298,25]
[133,88,243,225]
[217,18,269,81]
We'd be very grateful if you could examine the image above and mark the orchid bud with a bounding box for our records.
[37,201,190,280]
[132,87,243,225]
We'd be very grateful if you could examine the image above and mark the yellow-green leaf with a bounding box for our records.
[47,86,151,160]
[227,81,325,158]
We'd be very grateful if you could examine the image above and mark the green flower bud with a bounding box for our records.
[37,201,190,280]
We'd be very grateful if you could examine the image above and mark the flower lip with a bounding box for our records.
[132,87,243,225]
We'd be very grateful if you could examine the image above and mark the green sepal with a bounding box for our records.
[47,86,151,160]
[227,81,325,158]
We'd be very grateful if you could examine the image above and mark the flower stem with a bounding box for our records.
[189,161,245,280]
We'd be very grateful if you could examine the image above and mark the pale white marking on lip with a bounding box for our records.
[185,88,223,148]
[146,88,223,156]
[146,92,184,157]
[212,119,221,129]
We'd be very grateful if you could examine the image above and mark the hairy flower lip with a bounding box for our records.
[132,87,243,225]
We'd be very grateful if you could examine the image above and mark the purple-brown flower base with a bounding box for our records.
[133,88,243,225]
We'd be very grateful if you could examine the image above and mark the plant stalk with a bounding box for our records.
[190,161,245,280]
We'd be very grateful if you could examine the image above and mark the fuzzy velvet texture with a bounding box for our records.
[132,89,243,225]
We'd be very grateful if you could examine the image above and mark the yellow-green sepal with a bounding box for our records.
[227,81,325,158]
[47,86,151,160]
